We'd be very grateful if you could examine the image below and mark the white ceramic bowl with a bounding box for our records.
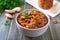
[16,9,50,37]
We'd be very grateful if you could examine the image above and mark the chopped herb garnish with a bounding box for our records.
[4,20,10,26]
[24,11,30,16]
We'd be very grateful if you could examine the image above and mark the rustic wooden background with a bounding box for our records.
[0,0,60,40]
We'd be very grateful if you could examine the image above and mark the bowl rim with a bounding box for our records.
[15,9,50,30]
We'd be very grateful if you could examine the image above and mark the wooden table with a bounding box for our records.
[0,0,60,40]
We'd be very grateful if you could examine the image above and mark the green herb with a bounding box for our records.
[24,12,30,16]
[4,20,10,26]
[0,0,24,12]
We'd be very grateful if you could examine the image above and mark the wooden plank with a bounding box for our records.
[49,14,60,40]
[0,13,11,40]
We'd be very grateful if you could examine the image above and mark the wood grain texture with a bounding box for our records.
[49,14,60,40]
[0,0,60,40]
[0,13,11,40]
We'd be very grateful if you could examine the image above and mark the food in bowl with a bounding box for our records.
[16,9,50,37]
[38,0,53,9]
[17,9,48,29]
